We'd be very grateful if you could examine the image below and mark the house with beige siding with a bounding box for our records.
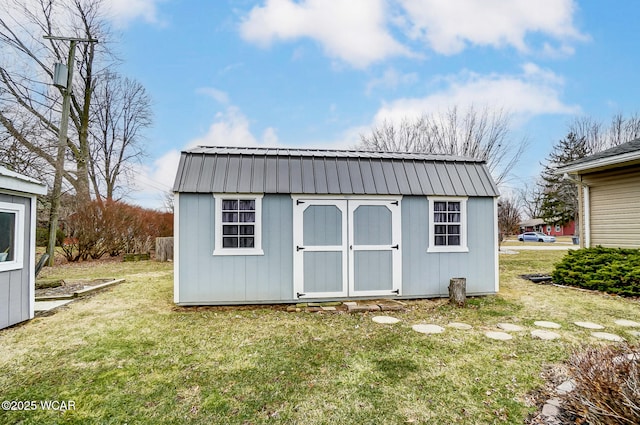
[556,139,640,249]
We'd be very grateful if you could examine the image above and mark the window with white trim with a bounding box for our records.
[0,202,25,272]
[428,197,468,253]
[213,194,263,256]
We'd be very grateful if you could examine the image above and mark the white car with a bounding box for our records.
[518,232,556,243]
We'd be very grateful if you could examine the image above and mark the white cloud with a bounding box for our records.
[132,106,280,208]
[366,67,419,95]
[106,0,164,27]
[239,0,411,68]
[373,64,580,125]
[239,0,587,66]
[191,106,279,147]
[398,0,587,55]
[197,87,230,104]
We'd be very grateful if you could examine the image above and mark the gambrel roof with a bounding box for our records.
[173,146,500,197]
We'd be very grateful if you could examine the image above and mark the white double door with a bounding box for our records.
[293,198,401,299]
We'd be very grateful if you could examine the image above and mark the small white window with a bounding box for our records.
[555,225,561,232]
[213,194,264,256]
[0,202,25,272]
[427,197,468,253]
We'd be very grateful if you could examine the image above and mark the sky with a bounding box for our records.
[103,0,640,210]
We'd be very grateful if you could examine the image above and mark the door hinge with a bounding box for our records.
[297,292,306,298]
[391,244,399,250]
[296,245,305,251]
[391,289,400,294]
[296,200,305,205]
[391,200,399,205]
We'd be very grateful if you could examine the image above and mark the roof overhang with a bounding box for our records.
[556,149,640,175]
[0,167,48,196]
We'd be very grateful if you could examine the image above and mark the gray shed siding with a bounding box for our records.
[176,193,496,304]
[177,193,293,303]
[401,196,497,296]
[0,193,32,329]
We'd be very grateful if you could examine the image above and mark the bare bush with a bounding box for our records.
[562,344,640,424]
[61,200,173,261]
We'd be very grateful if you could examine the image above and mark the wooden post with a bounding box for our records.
[155,237,174,262]
[449,277,466,307]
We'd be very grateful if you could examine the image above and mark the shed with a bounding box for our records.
[172,147,500,305]
[0,166,47,329]
[556,138,640,248]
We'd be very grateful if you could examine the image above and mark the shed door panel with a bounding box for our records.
[294,201,348,298]
[349,201,401,296]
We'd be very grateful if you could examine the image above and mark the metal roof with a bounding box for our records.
[173,146,500,197]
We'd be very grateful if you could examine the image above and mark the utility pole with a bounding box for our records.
[44,35,98,266]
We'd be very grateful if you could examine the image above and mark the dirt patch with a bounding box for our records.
[35,279,114,298]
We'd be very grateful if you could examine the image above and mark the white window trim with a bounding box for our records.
[213,194,264,256]
[427,196,469,253]
[0,201,25,272]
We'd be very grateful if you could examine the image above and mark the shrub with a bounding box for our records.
[561,344,640,424]
[552,247,640,296]
[35,227,64,247]
[61,200,173,262]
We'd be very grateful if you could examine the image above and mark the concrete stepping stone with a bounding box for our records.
[591,332,625,342]
[448,322,472,330]
[412,324,444,334]
[613,353,640,364]
[574,321,604,330]
[485,331,512,341]
[541,402,559,418]
[615,319,640,327]
[531,329,561,340]
[556,379,576,395]
[534,321,561,329]
[497,323,524,332]
[372,316,400,324]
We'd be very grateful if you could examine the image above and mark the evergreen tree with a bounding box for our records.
[538,133,590,226]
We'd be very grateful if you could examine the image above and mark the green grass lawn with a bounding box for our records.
[1,252,638,424]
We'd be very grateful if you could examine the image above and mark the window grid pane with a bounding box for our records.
[221,199,257,249]
[433,201,461,246]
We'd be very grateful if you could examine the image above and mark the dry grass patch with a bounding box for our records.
[0,252,638,424]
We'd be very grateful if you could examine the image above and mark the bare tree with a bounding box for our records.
[0,0,110,202]
[498,195,521,246]
[163,190,174,213]
[358,106,528,185]
[518,179,544,220]
[89,71,151,201]
[568,113,640,153]
[0,123,49,179]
